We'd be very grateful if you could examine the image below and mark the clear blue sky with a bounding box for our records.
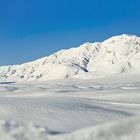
[0,0,140,65]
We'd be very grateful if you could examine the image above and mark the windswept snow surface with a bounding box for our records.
[1,34,140,81]
[0,78,140,140]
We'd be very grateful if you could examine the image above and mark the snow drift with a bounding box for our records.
[49,116,140,140]
[0,34,140,81]
[0,116,140,140]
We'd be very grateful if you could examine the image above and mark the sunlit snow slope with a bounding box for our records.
[0,34,140,81]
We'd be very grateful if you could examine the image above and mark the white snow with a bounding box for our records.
[0,116,140,140]
[0,34,140,139]
[1,34,140,81]
[0,78,140,139]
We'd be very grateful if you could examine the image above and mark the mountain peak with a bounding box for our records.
[0,34,140,81]
[103,34,140,44]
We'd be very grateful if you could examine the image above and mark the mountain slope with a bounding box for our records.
[0,34,140,81]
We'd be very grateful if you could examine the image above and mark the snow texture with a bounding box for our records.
[0,79,140,140]
[0,116,140,140]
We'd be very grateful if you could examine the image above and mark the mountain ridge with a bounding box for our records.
[0,34,140,81]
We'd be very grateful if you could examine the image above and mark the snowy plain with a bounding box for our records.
[0,77,140,140]
[0,34,140,139]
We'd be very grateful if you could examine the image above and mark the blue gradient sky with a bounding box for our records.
[0,0,140,65]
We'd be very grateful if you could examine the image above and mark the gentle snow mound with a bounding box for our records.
[50,116,140,140]
[0,117,140,140]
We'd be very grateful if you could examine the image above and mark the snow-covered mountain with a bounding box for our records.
[0,34,140,81]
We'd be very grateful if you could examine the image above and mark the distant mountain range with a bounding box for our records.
[1,34,140,81]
